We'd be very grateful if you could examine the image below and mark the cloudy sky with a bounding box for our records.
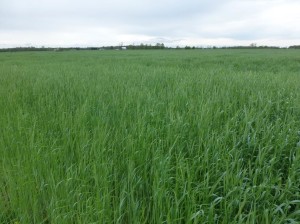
[0,0,299,48]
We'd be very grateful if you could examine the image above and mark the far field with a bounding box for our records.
[0,49,300,223]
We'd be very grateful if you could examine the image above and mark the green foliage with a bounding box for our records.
[289,45,300,49]
[0,49,300,223]
[126,43,165,50]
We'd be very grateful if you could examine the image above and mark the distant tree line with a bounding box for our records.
[289,45,300,49]
[0,44,299,52]
[0,47,80,52]
[218,46,281,49]
[126,43,165,50]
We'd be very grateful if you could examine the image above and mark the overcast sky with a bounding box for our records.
[0,0,299,48]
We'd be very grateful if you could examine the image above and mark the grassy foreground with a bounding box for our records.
[0,49,300,223]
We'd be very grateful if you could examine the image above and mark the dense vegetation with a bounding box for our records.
[0,44,287,52]
[0,49,300,223]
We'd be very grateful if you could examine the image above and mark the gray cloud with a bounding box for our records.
[0,0,299,47]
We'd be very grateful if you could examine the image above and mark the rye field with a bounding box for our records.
[0,49,300,223]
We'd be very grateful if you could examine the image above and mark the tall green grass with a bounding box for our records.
[0,49,300,223]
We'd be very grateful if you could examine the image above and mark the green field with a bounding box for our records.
[0,49,300,223]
